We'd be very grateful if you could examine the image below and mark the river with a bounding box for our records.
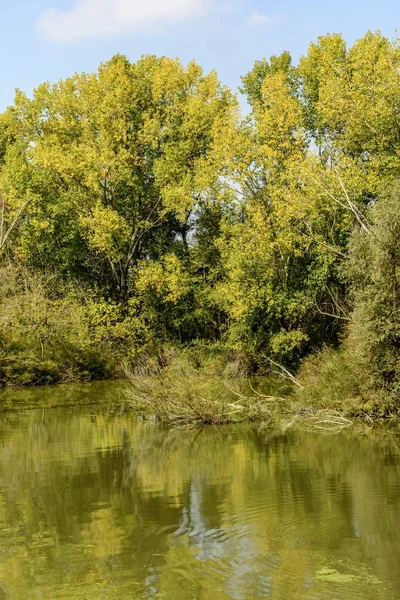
[0,381,399,599]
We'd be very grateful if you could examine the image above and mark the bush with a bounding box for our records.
[0,265,124,386]
[344,182,400,407]
[127,357,275,425]
[128,341,253,378]
[295,182,400,416]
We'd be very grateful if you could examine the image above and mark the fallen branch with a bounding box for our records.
[262,356,304,389]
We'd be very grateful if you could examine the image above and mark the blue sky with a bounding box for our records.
[0,0,399,112]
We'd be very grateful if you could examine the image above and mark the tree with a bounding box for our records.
[11,54,236,302]
[0,114,33,256]
[240,51,297,109]
[345,182,400,399]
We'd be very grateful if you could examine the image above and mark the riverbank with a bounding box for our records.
[127,373,358,431]
[0,370,397,434]
[125,346,400,428]
[125,354,394,429]
[1,335,397,429]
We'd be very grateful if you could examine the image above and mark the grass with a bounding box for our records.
[126,352,360,430]
[126,353,281,425]
[292,345,398,420]
[127,375,279,425]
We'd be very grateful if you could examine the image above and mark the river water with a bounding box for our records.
[0,381,399,599]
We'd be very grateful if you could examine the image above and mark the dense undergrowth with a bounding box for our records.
[126,349,280,425]
[2,32,400,419]
[0,264,134,386]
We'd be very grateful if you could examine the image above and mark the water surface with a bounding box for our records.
[0,381,399,599]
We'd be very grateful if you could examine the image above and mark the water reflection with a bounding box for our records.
[0,384,399,598]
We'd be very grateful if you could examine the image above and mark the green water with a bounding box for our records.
[0,382,399,599]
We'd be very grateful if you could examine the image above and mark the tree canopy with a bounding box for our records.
[2,33,400,403]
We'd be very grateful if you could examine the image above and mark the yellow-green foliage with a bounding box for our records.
[1,33,400,397]
[0,265,153,386]
[344,182,400,404]
[6,54,236,303]
[136,253,190,304]
[295,182,400,415]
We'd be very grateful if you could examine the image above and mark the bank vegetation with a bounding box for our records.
[1,33,400,419]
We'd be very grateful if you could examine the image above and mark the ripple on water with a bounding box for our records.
[0,392,398,599]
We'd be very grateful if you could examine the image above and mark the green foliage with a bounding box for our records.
[0,264,153,386]
[345,182,400,402]
[295,346,368,414]
[295,182,400,414]
[3,35,400,406]
[127,355,274,424]
[7,54,236,301]
[240,51,297,108]
[130,342,251,378]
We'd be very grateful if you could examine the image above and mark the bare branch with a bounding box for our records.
[332,166,371,233]
[307,172,370,234]
[0,198,31,254]
[262,355,304,389]
[296,224,346,258]
[315,307,351,321]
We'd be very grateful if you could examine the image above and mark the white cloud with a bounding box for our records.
[247,11,286,28]
[37,0,211,42]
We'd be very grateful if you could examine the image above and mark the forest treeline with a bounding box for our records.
[1,31,400,410]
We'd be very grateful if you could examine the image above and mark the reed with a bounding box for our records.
[126,367,279,425]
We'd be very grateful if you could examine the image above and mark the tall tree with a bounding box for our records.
[10,54,236,302]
